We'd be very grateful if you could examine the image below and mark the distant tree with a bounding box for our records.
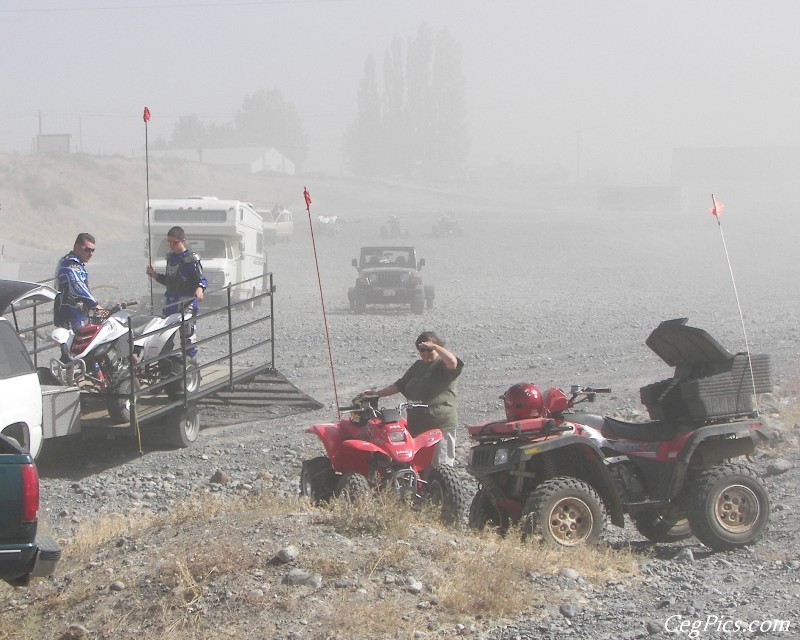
[404,25,435,178]
[234,89,308,168]
[170,115,206,149]
[343,56,385,176]
[165,90,309,169]
[428,29,469,178]
[344,25,468,180]
[382,37,407,175]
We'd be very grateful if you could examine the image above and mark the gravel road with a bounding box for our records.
[7,197,800,639]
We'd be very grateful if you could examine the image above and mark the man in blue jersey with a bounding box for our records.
[53,233,104,330]
[145,226,207,357]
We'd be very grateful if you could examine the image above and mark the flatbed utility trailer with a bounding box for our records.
[15,273,321,452]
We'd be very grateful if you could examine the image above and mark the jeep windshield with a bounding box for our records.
[360,248,415,269]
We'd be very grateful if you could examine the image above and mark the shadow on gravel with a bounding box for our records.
[335,307,432,317]
[34,432,169,480]
[610,540,716,560]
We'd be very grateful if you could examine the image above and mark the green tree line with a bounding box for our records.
[344,25,469,180]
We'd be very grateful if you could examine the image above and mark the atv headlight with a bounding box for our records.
[494,448,509,465]
[389,430,406,443]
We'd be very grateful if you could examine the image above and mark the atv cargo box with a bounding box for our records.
[640,318,772,422]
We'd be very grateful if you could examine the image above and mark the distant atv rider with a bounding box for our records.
[53,232,105,330]
[145,226,207,358]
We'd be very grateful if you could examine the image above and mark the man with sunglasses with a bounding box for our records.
[145,226,207,357]
[366,331,464,466]
[53,232,105,330]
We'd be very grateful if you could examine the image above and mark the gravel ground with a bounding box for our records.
[3,191,800,639]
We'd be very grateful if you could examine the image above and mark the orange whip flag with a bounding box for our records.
[707,194,758,409]
[143,107,151,123]
[709,194,724,219]
[302,185,340,413]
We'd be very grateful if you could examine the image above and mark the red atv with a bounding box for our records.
[466,318,773,551]
[300,395,469,525]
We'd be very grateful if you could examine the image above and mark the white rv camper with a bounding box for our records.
[144,197,266,306]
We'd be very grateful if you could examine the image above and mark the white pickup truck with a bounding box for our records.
[258,205,294,244]
[0,280,80,459]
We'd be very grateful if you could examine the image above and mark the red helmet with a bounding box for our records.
[503,383,544,420]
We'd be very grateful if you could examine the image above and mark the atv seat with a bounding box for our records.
[128,315,160,338]
[600,417,689,442]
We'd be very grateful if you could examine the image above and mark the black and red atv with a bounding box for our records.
[466,318,773,551]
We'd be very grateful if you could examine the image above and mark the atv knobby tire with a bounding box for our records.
[522,476,607,547]
[468,489,510,534]
[688,463,770,551]
[300,456,337,502]
[107,372,139,424]
[631,506,692,543]
[165,356,201,399]
[425,465,469,526]
[336,472,371,502]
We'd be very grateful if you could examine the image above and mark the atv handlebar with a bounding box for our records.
[339,394,427,417]
[91,301,138,322]
[568,385,611,405]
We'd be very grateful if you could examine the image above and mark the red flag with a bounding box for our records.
[303,187,312,209]
[709,194,724,218]
[143,107,151,123]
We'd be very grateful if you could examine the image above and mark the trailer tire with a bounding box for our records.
[168,404,200,448]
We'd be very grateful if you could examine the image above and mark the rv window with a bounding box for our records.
[152,209,227,223]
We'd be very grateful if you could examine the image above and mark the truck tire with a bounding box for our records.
[354,292,367,314]
[688,463,770,551]
[411,292,424,315]
[522,477,606,546]
[107,373,139,424]
[425,465,469,526]
[424,285,435,310]
[167,404,200,448]
[300,456,337,502]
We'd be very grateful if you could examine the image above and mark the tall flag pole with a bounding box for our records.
[304,187,341,415]
[144,106,153,311]
[709,194,758,410]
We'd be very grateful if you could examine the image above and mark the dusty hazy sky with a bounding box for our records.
[2,0,799,182]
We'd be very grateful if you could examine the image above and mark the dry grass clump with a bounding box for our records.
[0,488,640,640]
